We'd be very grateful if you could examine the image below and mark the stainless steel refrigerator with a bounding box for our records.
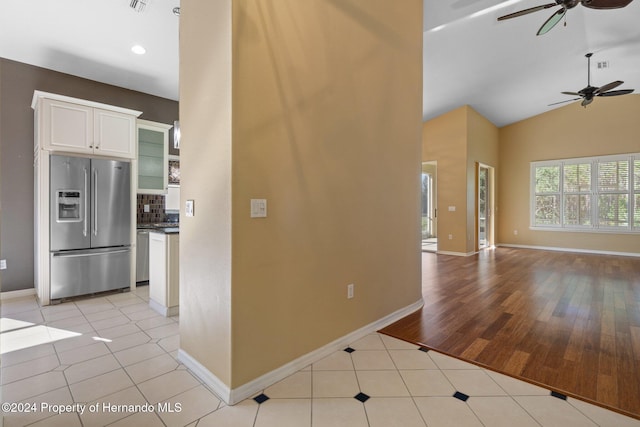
[50,154,131,300]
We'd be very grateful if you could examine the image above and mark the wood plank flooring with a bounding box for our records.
[379,247,640,419]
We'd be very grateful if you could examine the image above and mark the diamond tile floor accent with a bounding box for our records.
[354,392,370,403]
[1,288,639,426]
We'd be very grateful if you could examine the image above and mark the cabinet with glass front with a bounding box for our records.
[137,120,172,194]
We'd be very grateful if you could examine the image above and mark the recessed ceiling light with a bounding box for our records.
[131,45,146,55]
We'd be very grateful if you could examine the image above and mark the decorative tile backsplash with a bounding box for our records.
[137,194,165,224]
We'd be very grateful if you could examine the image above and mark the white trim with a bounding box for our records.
[177,349,232,403]
[178,297,424,405]
[530,153,640,233]
[497,243,640,258]
[148,299,179,317]
[436,250,477,257]
[529,226,640,235]
[1,288,37,300]
[31,90,142,117]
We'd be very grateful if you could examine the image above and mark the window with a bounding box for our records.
[531,154,640,233]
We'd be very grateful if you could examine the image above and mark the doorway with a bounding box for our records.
[421,162,437,252]
[477,163,494,250]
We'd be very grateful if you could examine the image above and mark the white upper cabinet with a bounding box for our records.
[94,108,137,157]
[137,120,172,194]
[32,91,142,159]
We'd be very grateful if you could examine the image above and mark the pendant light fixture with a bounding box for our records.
[173,120,181,149]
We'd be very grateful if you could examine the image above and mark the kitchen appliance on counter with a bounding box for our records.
[50,154,131,299]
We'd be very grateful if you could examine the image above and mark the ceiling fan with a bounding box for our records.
[497,0,634,36]
[549,53,635,107]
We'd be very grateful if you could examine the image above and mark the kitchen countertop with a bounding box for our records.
[137,223,179,234]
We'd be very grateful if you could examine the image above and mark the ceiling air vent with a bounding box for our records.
[130,0,147,13]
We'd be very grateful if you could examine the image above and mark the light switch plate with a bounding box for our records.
[185,200,194,217]
[250,199,267,218]
[0,259,6,270]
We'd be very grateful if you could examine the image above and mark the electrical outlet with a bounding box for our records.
[513,229,518,235]
[347,283,354,299]
[0,259,6,270]
[448,234,453,240]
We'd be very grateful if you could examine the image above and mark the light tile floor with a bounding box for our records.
[1,287,639,427]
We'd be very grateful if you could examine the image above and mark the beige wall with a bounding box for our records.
[423,106,468,253]
[180,0,423,390]
[498,94,640,253]
[422,105,499,254]
[178,0,234,385]
[467,107,499,250]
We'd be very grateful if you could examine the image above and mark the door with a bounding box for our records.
[50,155,91,251]
[477,164,492,249]
[421,162,437,252]
[91,158,131,248]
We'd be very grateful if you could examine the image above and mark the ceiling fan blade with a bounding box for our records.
[598,89,635,97]
[581,0,633,9]
[549,98,581,106]
[537,8,567,35]
[595,80,623,94]
[497,3,557,21]
[561,91,582,96]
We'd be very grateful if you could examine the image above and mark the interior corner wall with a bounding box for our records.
[180,0,423,391]
[498,94,640,254]
[422,106,499,255]
[422,106,468,253]
[466,107,499,251]
[178,0,234,386]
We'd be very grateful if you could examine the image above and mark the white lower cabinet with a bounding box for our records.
[149,231,179,316]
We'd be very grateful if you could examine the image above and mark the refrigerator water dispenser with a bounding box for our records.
[56,190,82,222]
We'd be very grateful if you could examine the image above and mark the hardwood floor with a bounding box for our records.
[379,247,640,419]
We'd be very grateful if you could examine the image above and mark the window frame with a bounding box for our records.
[530,153,640,234]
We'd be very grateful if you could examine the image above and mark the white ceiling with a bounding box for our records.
[1,0,639,127]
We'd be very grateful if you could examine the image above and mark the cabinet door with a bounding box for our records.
[42,99,92,153]
[149,232,167,306]
[94,109,136,158]
[137,120,171,194]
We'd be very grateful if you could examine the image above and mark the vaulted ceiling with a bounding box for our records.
[1,0,638,127]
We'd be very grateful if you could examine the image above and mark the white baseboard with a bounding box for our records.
[148,299,179,317]
[178,297,424,405]
[436,250,477,257]
[177,349,233,403]
[497,243,640,258]
[1,288,37,300]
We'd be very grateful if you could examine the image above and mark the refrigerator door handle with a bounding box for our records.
[83,167,88,237]
[93,168,98,236]
[52,248,131,258]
